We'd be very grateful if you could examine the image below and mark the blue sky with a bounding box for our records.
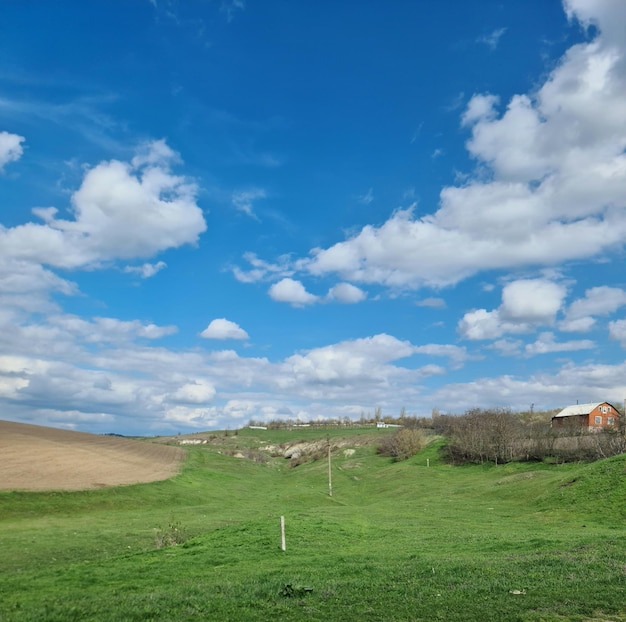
[1,0,626,435]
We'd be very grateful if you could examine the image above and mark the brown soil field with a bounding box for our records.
[0,420,186,491]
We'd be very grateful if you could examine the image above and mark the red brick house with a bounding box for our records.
[551,402,620,432]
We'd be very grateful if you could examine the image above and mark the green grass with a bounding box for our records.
[1,429,625,621]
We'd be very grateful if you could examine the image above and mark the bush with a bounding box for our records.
[154,521,187,548]
[443,408,523,465]
[377,428,425,461]
[441,408,626,465]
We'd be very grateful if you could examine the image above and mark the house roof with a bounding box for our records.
[553,402,605,418]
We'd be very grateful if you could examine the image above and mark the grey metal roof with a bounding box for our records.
[553,402,603,418]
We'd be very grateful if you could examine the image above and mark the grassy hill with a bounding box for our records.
[1,426,625,621]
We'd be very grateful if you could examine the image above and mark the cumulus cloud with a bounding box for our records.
[0,139,206,269]
[458,279,567,340]
[171,380,216,404]
[524,331,595,356]
[560,286,626,331]
[416,297,446,309]
[428,358,626,415]
[242,4,626,291]
[327,282,366,304]
[282,334,417,387]
[232,252,293,283]
[1,308,624,432]
[563,0,626,44]
[461,94,500,128]
[0,131,24,171]
[201,318,249,340]
[49,315,178,343]
[490,338,524,356]
[0,259,77,313]
[609,319,626,346]
[269,278,318,306]
[413,343,473,368]
[499,279,567,323]
[0,328,460,432]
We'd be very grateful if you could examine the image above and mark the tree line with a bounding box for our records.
[249,405,626,465]
[433,408,626,464]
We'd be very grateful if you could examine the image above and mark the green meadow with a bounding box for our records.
[1,428,625,621]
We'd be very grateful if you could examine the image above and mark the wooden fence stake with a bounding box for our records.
[280,515,286,551]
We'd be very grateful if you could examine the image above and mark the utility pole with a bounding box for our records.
[327,437,332,497]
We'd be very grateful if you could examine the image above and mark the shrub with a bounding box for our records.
[443,408,523,465]
[441,408,626,465]
[377,428,425,461]
[154,521,187,548]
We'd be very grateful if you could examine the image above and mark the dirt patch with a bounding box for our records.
[0,420,186,491]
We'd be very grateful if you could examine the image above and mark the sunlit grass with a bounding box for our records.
[1,429,625,621]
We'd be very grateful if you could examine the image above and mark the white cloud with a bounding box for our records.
[559,316,597,332]
[500,279,567,323]
[416,297,446,309]
[221,0,245,22]
[222,399,259,419]
[0,140,206,269]
[560,285,626,331]
[428,359,626,415]
[283,334,417,388]
[0,259,77,313]
[131,139,179,168]
[490,338,523,356]
[461,94,500,127]
[0,131,24,171]
[458,308,504,340]
[123,261,167,278]
[1,308,624,433]
[608,319,626,346]
[524,331,595,356]
[171,381,216,404]
[413,343,473,368]
[327,282,366,304]
[0,329,438,432]
[201,318,249,340]
[477,27,507,51]
[254,7,626,291]
[563,0,626,45]
[232,188,266,218]
[269,278,318,307]
[357,188,374,205]
[566,286,626,317]
[458,278,567,340]
[232,252,293,283]
[49,315,177,343]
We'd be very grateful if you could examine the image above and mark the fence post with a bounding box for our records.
[280,515,286,551]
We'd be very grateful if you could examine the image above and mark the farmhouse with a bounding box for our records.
[551,402,620,432]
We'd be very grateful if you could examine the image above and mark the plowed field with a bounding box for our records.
[0,420,185,491]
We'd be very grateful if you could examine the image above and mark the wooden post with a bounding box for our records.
[328,441,333,497]
[427,458,430,468]
[280,515,286,551]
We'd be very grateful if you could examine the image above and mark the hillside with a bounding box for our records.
[0,420,185,490]
[1,425,625,621]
